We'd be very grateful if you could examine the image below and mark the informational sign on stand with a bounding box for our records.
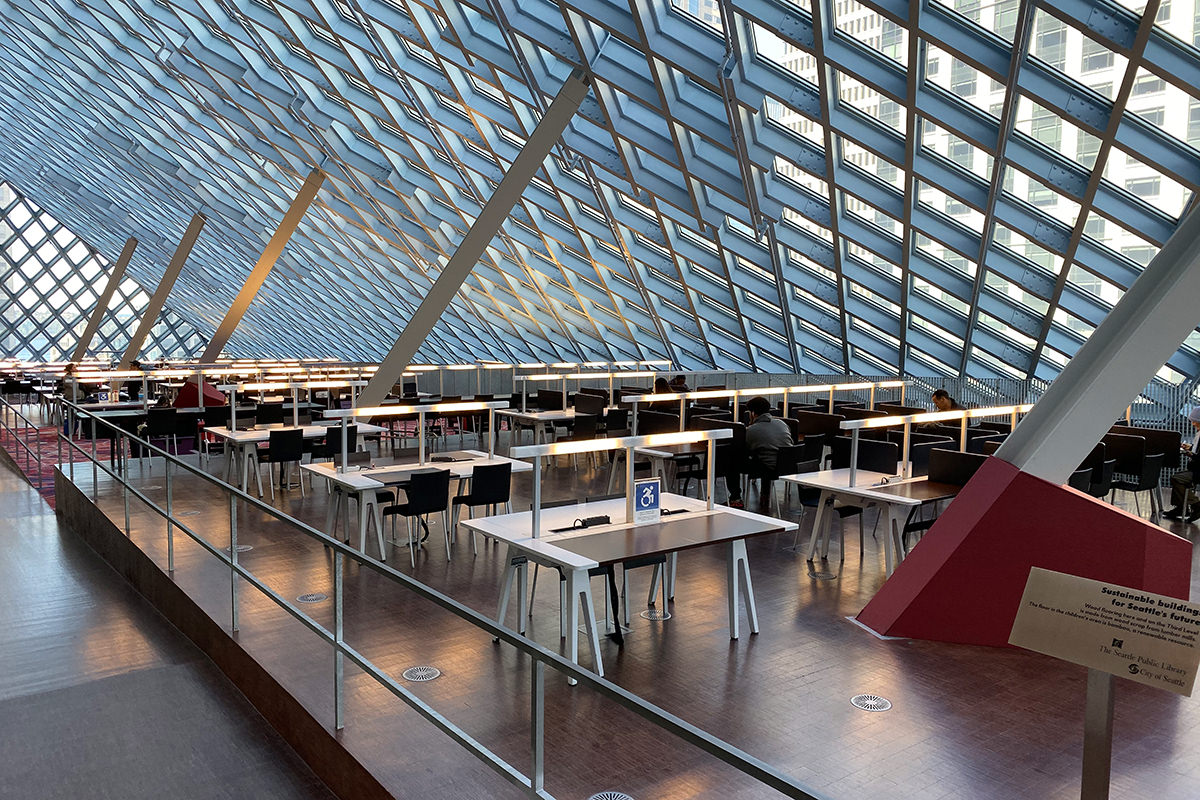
[1009,567,1200,696]
[633,477,661,525]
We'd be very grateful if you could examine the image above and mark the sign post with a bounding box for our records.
[1009,568,1200,799]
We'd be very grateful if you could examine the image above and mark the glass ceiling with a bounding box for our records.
[0,0,1196,384]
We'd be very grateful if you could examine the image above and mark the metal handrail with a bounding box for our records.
[0,395,46,489]
[55,398,821,800]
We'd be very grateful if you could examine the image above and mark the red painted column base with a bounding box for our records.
[174,379,226,408]
[856,457,1192,645]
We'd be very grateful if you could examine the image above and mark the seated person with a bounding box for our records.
[931,389,965,411]
[649,377,675,411]
[1163,407,1200,521]
[728,395,793,509]
[669,374,690,393]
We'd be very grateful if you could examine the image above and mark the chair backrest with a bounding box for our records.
[1067,467,1092,492]
[799,432,825,462]
[204,405,231,427]
[1089,459,1117,498]
[573,392,605,417]
[897,434,955,477]
[576,387,609,404]
[788,409,847,438]
[876,403,928,416]
[976,421,1012,434]
[536,389,564,410]
[691,416,745,469]
[1100,432,1145,474]
[838,406,889,422]
[468,462,512,505]
[927,447,987,486]
[255,402,284,426]
[146,407,177,435]
[267,428,304,462]
[774,444,808,477]
[1077,442,1106,474]
[779,415,801,444]
[325,424,358,455]
[570,413,598,438]
[603,407,629,435]
[406,469,452,515]
[1110,424,1182,469]
[968,433,1006,454]
[636,408,679,435]
[830,436,900,474]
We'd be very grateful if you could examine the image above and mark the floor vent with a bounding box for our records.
[401,666,441,682]
[850,694,892,712]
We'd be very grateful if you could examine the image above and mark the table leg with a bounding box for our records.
[357,493,370,556]
[517,559,528,623]
[325,490,339,537]
[496,546,519,630]
[567,567,603,678]
[882,505,896,575]
[727,539,758,638]
[805,491,831,561]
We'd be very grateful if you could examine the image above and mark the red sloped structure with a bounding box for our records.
[173,379,226,409]
[855,456,1193,645]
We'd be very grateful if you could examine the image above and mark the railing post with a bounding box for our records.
[166,461,175,573]
[229,493,239,632]
[334,550,345,731]
[90,415,98,499]
[530,658,545,793]
[122,438,131,536]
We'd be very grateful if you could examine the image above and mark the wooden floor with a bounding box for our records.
[55,432,1200,800]
[0,453,334,799]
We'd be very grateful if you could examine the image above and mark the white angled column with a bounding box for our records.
[199,169,324,362]
[119,213,206,368]
[71,236,137,361]
[995,205,1200,483]
[359,71,590,407]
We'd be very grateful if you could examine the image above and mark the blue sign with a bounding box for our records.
[633,477,661,524]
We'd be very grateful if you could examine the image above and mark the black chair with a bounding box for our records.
[313,425,358,462]
[636,408,679,435]
[536,389,564,411]
[1110,448,1166,517]
[381,469,452,566]
[789,409,846,439]
[573,392,606,418]
[256,428,305,500]
[602,407,629,436]
[830,436,900,475]
[556,413,599,469]
[1089,458,1118,499]
[452,462,513,553]
[255,401,285,426]
[927,447,987,486]
[145,408,179,455]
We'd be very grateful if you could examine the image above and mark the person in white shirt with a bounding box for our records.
[1163,406,1200,522]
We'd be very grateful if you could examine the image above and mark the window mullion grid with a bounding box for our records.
[808,0,851,372]
[1026,0,1162,373]
[956,0,1038,376]
[897,0,922,376]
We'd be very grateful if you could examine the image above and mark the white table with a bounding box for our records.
[495,407,615,446]
[462,494,796,677]
[207,423,385,494]
[782,468,959,575]
[300,449,530,561]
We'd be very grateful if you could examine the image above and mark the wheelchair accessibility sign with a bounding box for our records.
[633,477,661,525]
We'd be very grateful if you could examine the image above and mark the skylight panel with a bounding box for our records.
[924,44,998,115]
[837,70,905,132]
[838,135,904,189]
[1101,146,1192,218]
[917,181,985,232]
[1029,10,1128,101]
[833,0,908,66]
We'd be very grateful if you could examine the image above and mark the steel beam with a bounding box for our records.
[995,203,1200,483]
[118,213,206,368]
[359,70,590,406]
[199,168,324,362]
[71,236,137,361]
